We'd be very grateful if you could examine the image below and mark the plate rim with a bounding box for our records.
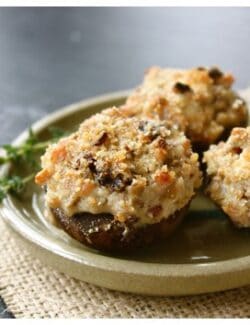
[1,90,250,282]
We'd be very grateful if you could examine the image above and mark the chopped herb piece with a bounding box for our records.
[173,82,192,94]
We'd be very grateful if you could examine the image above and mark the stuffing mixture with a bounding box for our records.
[204,127,250,227]
[36,107,201,228]
[124,66,248,148]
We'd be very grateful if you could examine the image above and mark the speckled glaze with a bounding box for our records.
[1,90,250,296]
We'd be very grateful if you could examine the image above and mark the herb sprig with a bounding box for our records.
[0,126,67,203]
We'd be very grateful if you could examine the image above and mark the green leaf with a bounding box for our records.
[0,125,67,202]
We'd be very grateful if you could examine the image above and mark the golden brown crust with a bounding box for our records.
[203,127,250,227]
[36,108,201,228]
[51,203,189,252]
[124,66,248,148]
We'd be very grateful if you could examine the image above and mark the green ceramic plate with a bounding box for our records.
[1,90,250,296]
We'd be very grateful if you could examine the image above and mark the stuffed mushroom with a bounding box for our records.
[123,66,248,151]
[35,107,202,252]
[203,127,250,227]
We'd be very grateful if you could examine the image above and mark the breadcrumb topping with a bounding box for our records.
[124,66,248,147]
[203,127,250,227]
[36,107,201,227]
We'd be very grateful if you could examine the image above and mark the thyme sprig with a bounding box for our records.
[0,126,67,203]
[0,174,35,202]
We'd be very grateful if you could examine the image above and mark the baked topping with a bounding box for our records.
[124,66,248,146]
[36,107,201,227]
[203,127,250,227]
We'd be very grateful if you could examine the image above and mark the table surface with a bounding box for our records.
[0,7,250,318]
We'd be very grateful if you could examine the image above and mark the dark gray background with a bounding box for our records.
[0,7,250,145]
[0,7,249,317]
